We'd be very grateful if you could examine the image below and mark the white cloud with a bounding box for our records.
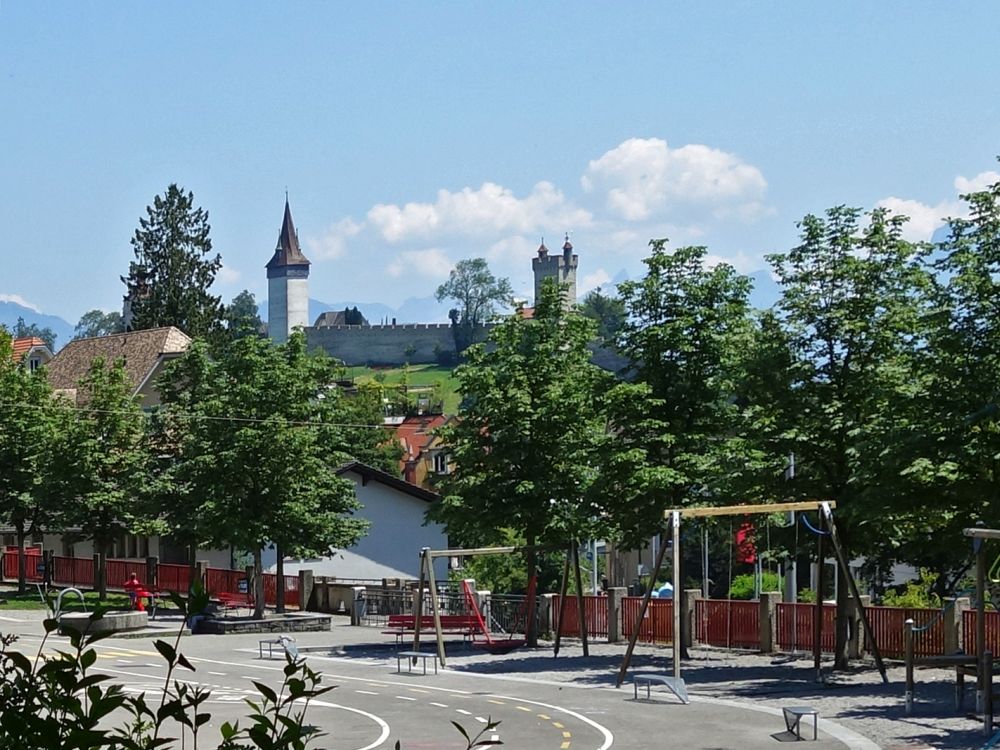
[955,170,1000,194]
[367,181,592,243]
[217,264,242,285]
[0,294,42,312]
[306,217,364,260]
[386,248,454,279]
[875,197,957,242]
[484,234,537,263]
[579,269,612,295]
[582,137,768,222]
[702,250,762,274]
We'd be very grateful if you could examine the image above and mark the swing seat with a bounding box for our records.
[477,639,525,655]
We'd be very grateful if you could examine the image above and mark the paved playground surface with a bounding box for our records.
[0,606,988,749]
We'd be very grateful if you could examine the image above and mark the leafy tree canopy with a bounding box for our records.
[435,258,513,326]
[8,316,57,349]
[73,309,124,340]
[222,289,264,341]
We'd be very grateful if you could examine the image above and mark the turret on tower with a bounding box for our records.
[532,234,578,309]
[266,198,310,344]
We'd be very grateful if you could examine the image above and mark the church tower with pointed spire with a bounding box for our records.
[266,198,311,344]
[532,234,578,309]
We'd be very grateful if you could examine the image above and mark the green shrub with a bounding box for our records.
[882,568,942,608]
[728,571,781,600]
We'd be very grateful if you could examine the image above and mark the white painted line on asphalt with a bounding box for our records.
[355,690,379,696]
[308,699,390,750]
[456,709,471,716]
[396,695,416,701]
[208,671,226,676]
[475,716,487,723]
[429,702,449,708]
[0,615,26,622]
[490,735,500,743]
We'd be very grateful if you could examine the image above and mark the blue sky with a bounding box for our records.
[2,3,999,323]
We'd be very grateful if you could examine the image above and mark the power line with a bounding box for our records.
[0,400,390,430]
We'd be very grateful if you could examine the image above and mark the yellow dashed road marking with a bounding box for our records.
[408,688,431,694]
[560,743,571,749]
[537,713,550,720]
[562,731,572,738]
[553,721,565,729]
[516,705,532,712]
[487,699,505,706]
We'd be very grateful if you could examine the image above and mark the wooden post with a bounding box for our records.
[904,618,915,715]
[425,552,447,668]
[615,522,670,688]
[985,650,994,736]
[573,542,590,657]
[553,545,572,657]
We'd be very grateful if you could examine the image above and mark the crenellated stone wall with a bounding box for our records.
[306,323,489,366]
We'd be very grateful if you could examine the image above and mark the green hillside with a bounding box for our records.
[343,364,462,414]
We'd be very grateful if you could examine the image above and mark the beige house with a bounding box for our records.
[46,326,191,407]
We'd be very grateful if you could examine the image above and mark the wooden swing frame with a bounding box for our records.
[614,499,889,692]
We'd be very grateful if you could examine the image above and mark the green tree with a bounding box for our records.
[436,258,513,353]
[156,333,368,617]
[614,242,753,537]
[433,281,617,644]
[222,289,264,341]
[579,286,626,346]
[56,358,153,599]
[11,316,57,349]
[0,332,67,592]
[122,184,223,338]
[73,309,124,339]
[756,206,929,668]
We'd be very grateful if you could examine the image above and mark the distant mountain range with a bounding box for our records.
[0,301,74,351]
[2,270,784,353]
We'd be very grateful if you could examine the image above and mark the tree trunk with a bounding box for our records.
[187,543,198,595]
[253,547,265,619]
[97,544,107,601]
[276,544,286,614]
[525,536,537,647]
[15,525,27,595]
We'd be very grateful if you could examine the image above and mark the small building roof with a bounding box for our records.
[336,460,440,504]
[392,414,449,466]
[11,336,51,362]
[266,199,311,270]
[46,326,191,396]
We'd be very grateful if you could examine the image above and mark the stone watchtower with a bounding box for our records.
[266,199,311,344]
[532,234,578,309]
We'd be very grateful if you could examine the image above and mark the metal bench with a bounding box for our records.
[783,705,818,740]
[397,650,437,675]
[259,636,299,660]
[632,673,689,704]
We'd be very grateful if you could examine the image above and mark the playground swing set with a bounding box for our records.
[410,541,598,667]
[615,499,889,704]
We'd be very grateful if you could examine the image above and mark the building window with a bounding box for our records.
[29,357,41,372]
[432,452,449,475]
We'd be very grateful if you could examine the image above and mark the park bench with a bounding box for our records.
[782,705,818,740]
[216,591,253,616]
[259,636,299,660]
[632,673,690,704]
[396,650,437,675]
[382,614,481,645]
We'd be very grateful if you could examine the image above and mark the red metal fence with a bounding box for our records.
[776,603,836,653]
[157,564,193,594]
[697,599,759,649]
[552,595,610,638]
[963,611,1000,656]
[622,596,674,642]
[52,556,95,588]
[866,606,944,658]
[2,550,43,581]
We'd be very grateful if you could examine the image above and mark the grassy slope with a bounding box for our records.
[344,364,462,414]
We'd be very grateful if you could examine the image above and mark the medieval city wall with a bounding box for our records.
[306,323,489,366]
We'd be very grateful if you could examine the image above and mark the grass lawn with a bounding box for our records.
[0,587,164,612]
[344,364,462,414]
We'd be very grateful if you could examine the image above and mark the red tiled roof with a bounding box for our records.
[11,337,47,361]
[391,414,449,464]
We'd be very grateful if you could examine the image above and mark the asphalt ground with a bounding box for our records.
[0,607,986,749]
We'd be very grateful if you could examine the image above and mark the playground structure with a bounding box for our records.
[904,526,1000,737]
[616,499,889,701]
[411,542,593,666]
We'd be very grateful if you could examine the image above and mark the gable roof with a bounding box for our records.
[392,414,450,465]
[11,337,52,362]
[46,326,192,395]
[336,460,440,503]
[266,199,310,270]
